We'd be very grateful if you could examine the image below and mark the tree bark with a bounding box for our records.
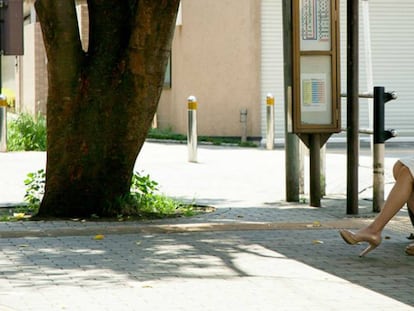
[35,0,180,218]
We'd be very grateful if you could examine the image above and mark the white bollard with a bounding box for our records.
[266,93,275,150]
[0,94,7,152]
[187,95,198,162]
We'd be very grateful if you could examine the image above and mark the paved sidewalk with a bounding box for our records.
[0,142,414,310]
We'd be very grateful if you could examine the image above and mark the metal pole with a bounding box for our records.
[362,0,374,152]
[309,134,321,207]
[0,3,5,152]
[240,109,248,143]
[320,144,326,197]
[373,143,384,213]
[373,86,385,212]
[299,140,305,195]
[346,0,359,215]
[0,41,5,152]
[187,95,197,163]
[0,94,6,152]
[266,93,274,150]
[282,0,300,202]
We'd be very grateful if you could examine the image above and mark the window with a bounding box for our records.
[164,54,172,88]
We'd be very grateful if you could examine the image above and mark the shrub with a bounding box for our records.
[23,169,45,214]
[7,113,47,151]
[126,172,193,217]
[19,170,193,219]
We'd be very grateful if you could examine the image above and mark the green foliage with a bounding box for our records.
[147,127,186,141]
[7,113,47,151]
[0,169,46,221]
[148,127,258,148]
[127,172,194,217]
[13,170,193,220]
[23,169,45,213]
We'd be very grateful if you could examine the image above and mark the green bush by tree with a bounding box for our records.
[24,169,46,212]
[7,113,47,151]
[16,170,193,220]
[127,172,194,217]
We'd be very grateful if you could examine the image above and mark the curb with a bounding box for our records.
[0,219,369,239]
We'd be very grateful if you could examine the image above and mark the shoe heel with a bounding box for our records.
[359,243,379,257]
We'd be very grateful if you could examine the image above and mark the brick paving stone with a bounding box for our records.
[0,231,412,310]
[1,143,414,310]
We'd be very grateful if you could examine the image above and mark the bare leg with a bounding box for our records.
[360,160,414,235]
[404,171,414,254]
[406,192,414,215]
[340,160,414,256]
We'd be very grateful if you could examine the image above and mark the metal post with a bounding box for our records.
[240,109,248,143]
[299,140,305,195]
[372,143,384,213]
[347,0,359,215]
[373,86,385,213]
[320,144,326,197]
[266,93,275,150]
[309,134,321,207]
[282,0,300,202]
[0,94,7,152]
[187,95,197,163]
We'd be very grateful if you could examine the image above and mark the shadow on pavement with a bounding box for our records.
[1,213,413,307]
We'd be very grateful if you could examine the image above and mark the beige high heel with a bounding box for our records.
[405,243,414,255]
[339,229,382,257]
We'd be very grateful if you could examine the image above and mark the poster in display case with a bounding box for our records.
[291,0,340,133]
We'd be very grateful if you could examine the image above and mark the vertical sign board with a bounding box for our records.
[292,0,340,134]
[2,0,24,55]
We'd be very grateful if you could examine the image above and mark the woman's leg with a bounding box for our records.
[340,160,414,256]
[361,160,414,235]
[404,172,414,254]
[406,192,414,215]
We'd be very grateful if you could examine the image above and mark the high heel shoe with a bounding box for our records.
[405,243,414,256]
[339,229,382,257]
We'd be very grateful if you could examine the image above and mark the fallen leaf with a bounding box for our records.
[312,221,322,227]
[13,213,25,220]
[312,240,324,244]
[93,234,105,240]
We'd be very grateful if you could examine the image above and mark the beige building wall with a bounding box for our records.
[20,22,47,115]
[21,22,36,114]
[157,0,262,138]
[18,0,262,138]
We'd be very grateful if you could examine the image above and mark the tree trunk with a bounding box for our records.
[34,0,180,218]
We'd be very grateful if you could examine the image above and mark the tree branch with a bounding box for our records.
[35,0,83,91]
[87,0,132,59]
[129,0,180,77]
[132,0,181,46]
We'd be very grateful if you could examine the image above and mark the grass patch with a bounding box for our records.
[116,172,196,219]
[1,171,203,221]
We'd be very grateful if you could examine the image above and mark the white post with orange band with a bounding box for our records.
[187,95,198,162]
[266,93,275,150]
[0,94,7,152]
